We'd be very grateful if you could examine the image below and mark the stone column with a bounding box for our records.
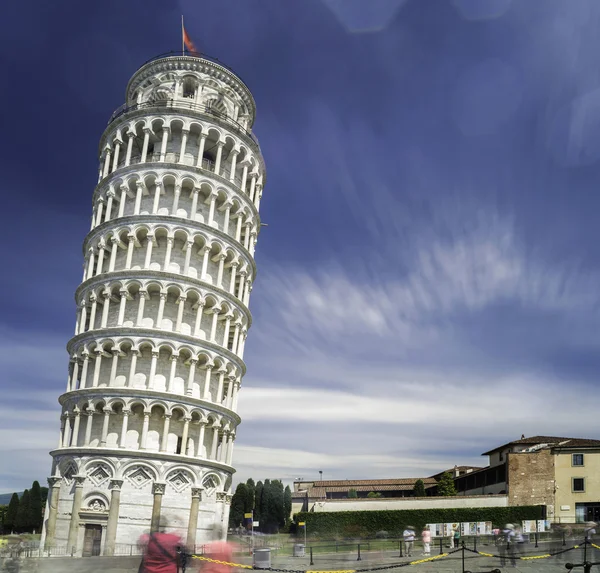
[100,408,111,446]
[214,141,224,175]
[140,412,150,449]
[179,129,189,164]
[104,479,123,556]
[150,483,166,533]
[119,409,130,448]
[187,359,198,396]
[67,476,86,551]
[159,127,170,162]
[207,193,217,226]
[160,414,171,452]
[193,301,205,336]
[188,188,199,222]
[210,426,220,459]
[128,349,139,387]
[196,134,207,168]
[196,422,206,457]
[83,410,94,445]
[172,183,181,214]
[44,477,62,549]
[229,150,239,182]
[181,417,191,455]
[186,487,203,549]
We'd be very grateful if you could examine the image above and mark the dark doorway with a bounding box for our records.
[82,524,102,557]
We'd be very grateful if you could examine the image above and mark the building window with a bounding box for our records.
[499,451,504,461]
[572,454,584,467]
[572,478,585,493]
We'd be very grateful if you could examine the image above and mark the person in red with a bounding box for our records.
[138,518,184,573]
[202,526,235,573]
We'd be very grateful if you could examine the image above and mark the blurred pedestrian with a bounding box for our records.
[584,522,597,542]
[421,526,431,556]
[452,526,461,549]
[138,518,184,573]
[403,526,415,557]
[499,524,516,567]
[203,525,236,573]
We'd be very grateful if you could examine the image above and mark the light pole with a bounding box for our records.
[319,471,323,482]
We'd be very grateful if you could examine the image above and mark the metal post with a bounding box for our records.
[474,536,477,552]
[357,543,362,561]
[461,541,465,573]
[439,536,443,555]
[563,531,566,546]
[584,538,587,564]
[310,547,314,566]
[399,539,403,557]
[535,532,539,548]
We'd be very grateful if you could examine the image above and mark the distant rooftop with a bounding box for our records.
[482,435,600,456]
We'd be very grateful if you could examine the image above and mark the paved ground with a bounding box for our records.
[2,543,598,573]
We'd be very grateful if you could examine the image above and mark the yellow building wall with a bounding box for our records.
[554,449,600,523]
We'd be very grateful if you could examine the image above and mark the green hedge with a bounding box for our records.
[295,506,544,538]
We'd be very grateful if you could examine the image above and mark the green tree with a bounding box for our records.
[16,489,31,532]
[254,481,263,525]
[413,479,426,497]
[229,483,248,528]
[5,493,19,532]
[283,485,292,524]
[245,479,256,514]
[348,489,358,498]
[30,481,43,532]
[271,480,285,529]
[437,472,457,496]
[259,479,272,532]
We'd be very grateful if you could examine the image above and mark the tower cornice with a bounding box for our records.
[125,54,256,126]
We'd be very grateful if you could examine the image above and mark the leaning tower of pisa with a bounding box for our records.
[40,52,265,557]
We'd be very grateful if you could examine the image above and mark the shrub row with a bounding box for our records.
[294,506,544,538]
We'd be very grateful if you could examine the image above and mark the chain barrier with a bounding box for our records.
[180,537,598,573]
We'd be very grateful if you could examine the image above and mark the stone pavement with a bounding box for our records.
[2,544,598,573]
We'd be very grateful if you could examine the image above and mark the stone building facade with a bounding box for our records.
[40,52,266,556]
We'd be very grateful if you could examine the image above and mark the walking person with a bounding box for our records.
[138,518,184,573]
[421,526,431,556]
[403,526,416,557]
[452,526,461,549]
[514,525,525,557]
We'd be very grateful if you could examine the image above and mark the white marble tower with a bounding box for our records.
[41,52,265,557]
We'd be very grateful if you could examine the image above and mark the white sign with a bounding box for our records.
[253,521,259,527]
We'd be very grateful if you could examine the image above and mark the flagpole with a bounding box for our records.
[181,15,185,55]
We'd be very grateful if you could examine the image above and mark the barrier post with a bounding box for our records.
[461,541,465,573]
[563,531,566,546]
[474,536,477,552]
[535,532,538,548]
[310,546,314,566]
[399,539,403,557]
[584,539,587,564]
[357,543,362,561]
[439,537,443,555]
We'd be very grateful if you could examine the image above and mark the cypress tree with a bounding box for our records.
[246,478,256,514]
[271,480,285,529]
[30,481,43,532]
[259,479,271,532]
[254,481,263,525]
[5,493,19,532]
[437,472,458,496]
[229,483,248,528]
[284,485,292,525]
[16,490,31,532]
[413,479,426,497]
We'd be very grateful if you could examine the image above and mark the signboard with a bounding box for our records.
[478,522,493,535]
[522,520,537,533]
[298,522,305,526]
[253,521,259,527]
[428,522,492,537]
[244,513,253,519]
[426,523,444,537]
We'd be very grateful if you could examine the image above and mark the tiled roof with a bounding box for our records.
[312,478,437,487]
[482,436,600,455]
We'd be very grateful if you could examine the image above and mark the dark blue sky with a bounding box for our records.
[1,0,600,490]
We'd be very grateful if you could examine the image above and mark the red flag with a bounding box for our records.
[182,23,197,53]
